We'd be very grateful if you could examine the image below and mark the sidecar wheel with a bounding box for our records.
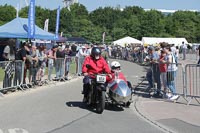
[125,101,131,108]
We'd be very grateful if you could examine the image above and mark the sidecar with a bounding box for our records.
[107,79,132,107]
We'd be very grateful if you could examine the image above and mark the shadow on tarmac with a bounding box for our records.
[66,101,124,113]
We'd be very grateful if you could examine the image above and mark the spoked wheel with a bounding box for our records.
[96,91,106,114]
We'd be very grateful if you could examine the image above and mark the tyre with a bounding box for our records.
[125,101,131,107]
[96,91,105,114]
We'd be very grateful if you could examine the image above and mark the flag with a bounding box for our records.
[55,6,60,39]
[44,19,49,32]
[28,0,36,39]
[102,32,106,44]
[60,32,63,37]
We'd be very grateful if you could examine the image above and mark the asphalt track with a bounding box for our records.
[0,59,168,133]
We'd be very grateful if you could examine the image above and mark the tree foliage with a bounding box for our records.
[0,4,200,43]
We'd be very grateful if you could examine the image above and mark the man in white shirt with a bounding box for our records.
[181,42,187,60]
[2,45,11,61]
[87,44,93,55]
[170,44,176,55]
[77,45,87,76]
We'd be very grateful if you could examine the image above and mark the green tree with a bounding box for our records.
[140,10,165,37]
[0,4,16,25]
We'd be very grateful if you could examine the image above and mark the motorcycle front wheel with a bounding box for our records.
[96,91,105,114]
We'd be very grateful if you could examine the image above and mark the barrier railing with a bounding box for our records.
[185,64,200,105]
[0,56,79,95]
[148,62,185,100]
[45,56,78,83]
[69,56,78,77]
[0,60,25,95]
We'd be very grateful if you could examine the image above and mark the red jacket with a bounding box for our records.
[82,56,111,76]
[110,71,127,83]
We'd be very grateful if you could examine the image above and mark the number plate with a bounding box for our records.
[96,75,106,83]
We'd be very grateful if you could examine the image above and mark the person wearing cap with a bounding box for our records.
[77,45,88,76]
[146,46,162,98]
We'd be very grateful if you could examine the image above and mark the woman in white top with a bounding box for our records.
[165,47,179,100]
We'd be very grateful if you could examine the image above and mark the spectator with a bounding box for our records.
[197,45,200,64]
[29,45,39,85]
[14,42,27,86]
[55,45,65,80]
[2,44,11,61]
[159,49,168,97]
[2,43,13,88]
[36,46,47,83]
[146,46,161,97]
[170,44,176,55]
[87,44,93,55]
[64,45,72,80]
[165,47,179,100]
[23,43,32,84]
[71,43,77,56]
[181,41,187,60]
[175,46,179,64]
[77,45,87,76]
[47,45,57,80]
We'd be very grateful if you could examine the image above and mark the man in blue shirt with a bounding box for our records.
[146,46,161,97]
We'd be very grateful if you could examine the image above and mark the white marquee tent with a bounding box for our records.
[112,36,142,47]
[142,37,188,46]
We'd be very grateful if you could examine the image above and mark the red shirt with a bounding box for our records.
[82,56,111,75]
[159,55,167,72]
[110,71,127,83]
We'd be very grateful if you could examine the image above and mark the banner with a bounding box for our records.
[28,0,36,39]
[60,32,63,37]
[55,6,60,39]
[102,32,106,44]
[44,19,49,32]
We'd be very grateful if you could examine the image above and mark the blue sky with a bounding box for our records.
[0,0,199,11]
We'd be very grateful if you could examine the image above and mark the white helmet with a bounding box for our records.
[111,61,121,69]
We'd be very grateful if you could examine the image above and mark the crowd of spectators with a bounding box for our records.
[0,41,105,90]
[109,42,197,100]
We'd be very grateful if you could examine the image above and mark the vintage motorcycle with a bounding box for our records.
[107,71,133,107]
[86,73,107,114]
[84,64,107,114]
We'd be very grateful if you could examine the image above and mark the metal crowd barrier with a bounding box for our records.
[185,64,200,105]
[149,62,185,99]
[44,56,78,84]
[54,58,65,81]
[0,60,25,95]
[12,57,77,89]
[69,56,78,76]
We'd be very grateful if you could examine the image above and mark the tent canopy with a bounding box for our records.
[112,36,142,47]
[0,17,55,40]
[142,37,188,46]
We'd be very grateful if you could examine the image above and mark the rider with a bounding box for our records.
[110,61,133,89]
[110,61,127,82]
[82,47,112,102]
